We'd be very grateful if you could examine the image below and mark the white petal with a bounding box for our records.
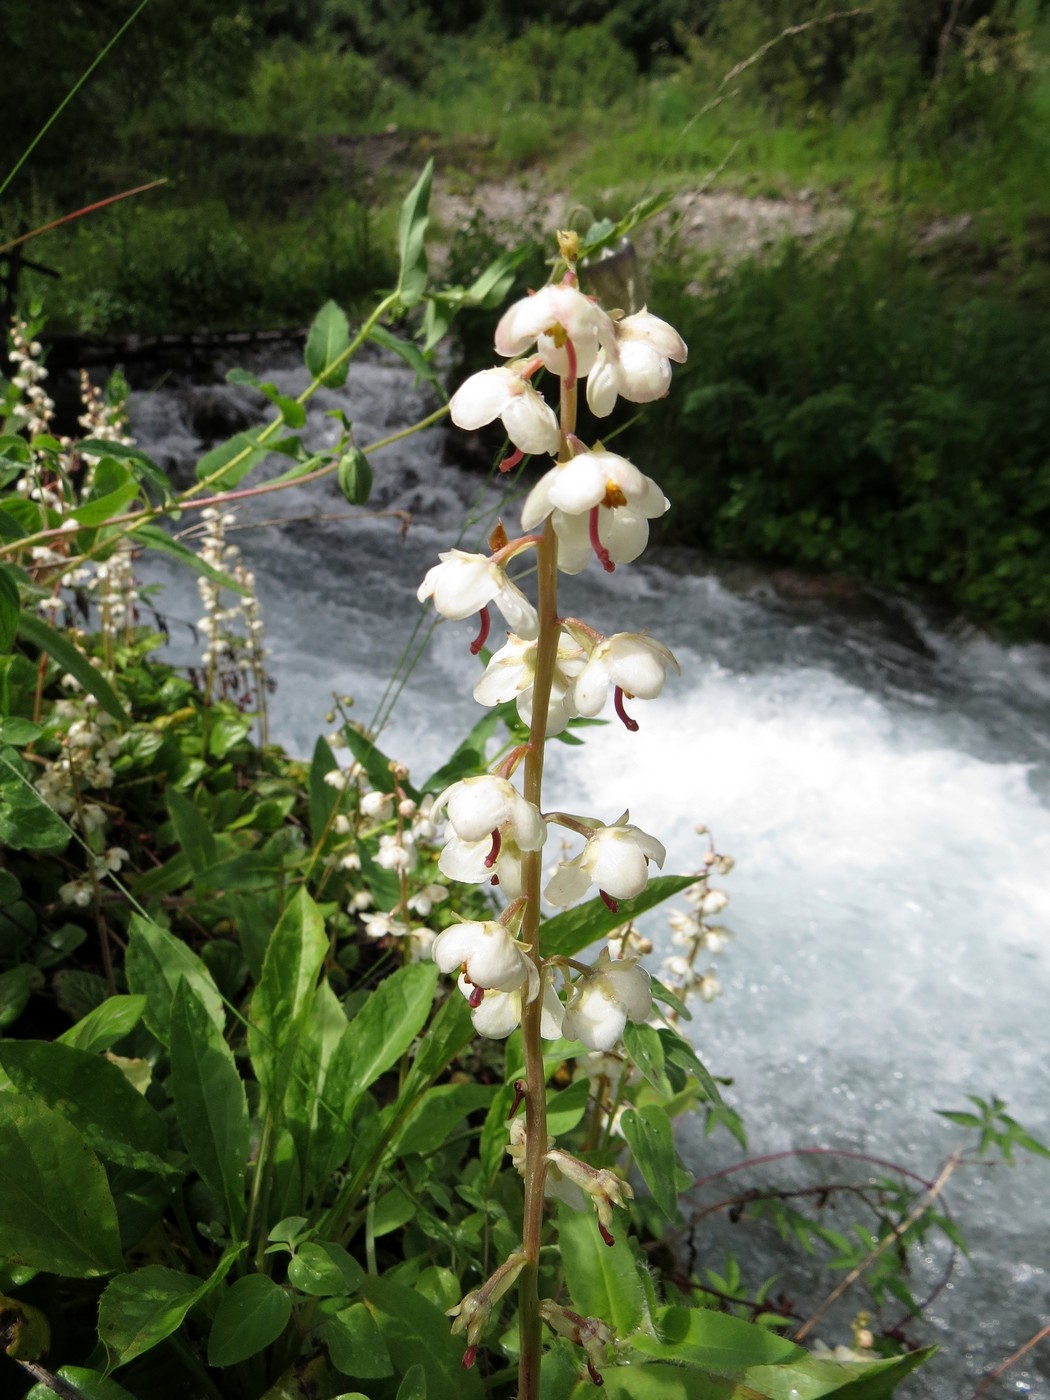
[615,340,672,404]
[502,390,560,456]
[449,368,516,430]
[585,351,620,418]
[521,471,557,532]
[466,983,523,1039]
[545,858,592,906]
[573,655,611,717]
[439,836,490,883]
[492,580,539,640]
[546,457,608,516]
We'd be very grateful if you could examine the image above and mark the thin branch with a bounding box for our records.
[969,1320,1050,1399]
[719,9,873,90]
[0,181,168,257]
[793,1150,961,1342]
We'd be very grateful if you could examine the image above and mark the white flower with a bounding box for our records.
[375,832,415,871]
[361,910,408,940]
[433,920,536,996]
[360,790,394,821]
[521,449,668,574]
[495,284,613,379]
[434,776,547,887]
[573,633,679,726]
[418,549,538,641]
[458,971,565,1040]
[545,814,666,908]
[450,365,560,457]
[586,308,687,418]
[562,949,653,1052]
[473,630,586,735]
[407,883,449,918]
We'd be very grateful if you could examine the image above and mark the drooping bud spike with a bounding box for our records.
[470,605,492,655]
[589,506,615,573]
[613,686,639,732]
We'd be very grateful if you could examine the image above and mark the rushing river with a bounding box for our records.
[128,344,1050,1398]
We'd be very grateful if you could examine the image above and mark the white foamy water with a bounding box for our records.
[130,348,1050,1398]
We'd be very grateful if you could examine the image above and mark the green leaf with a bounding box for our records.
[362,1275,482,1396]
[308,734,340,843]
[341,725,417,800]
[326,961,438,1108]
[396,160,433,310]
[133,523,251,595]
[16,612,128,723]
[306,300,352,389]
[25,1366,137,1400]
[208,1274,292,1367]
[322,1300,393,1379]
[165,786,217,874]
[0,965,41,1030]
[660,1030,726,1109]
[368,323,445,398]
[98,1247,242,1369]
[546,1076,592,1136]
[540,876,695,959]
[0,563,19,652]
[70,469,141,524]
[421,706,506,793]
[125,913,225,1047]
[0,1040,167,1168]
[77,439,173,501]
[248,888,328,1105]
[196,430,271,489]
[0,765,69,852]
[337,447,373,506]
[98,1269,199,1368]
[287,1240,364,1297]
[397,1364,427,1400]
[556,1205,649,1339]
[623,1023,673,1097]
[58,996,147,1053]
[620,1105,680,1221]
[390,1082,493,1158]
[170,980,250,1232]
[0,1095,123,1277]
[0,716,40,745]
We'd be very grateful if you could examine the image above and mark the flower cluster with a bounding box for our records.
[660,830,736,1014]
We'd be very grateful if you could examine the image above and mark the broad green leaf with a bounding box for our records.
[362,1275,482,1396]
[98,1247,242,1368]
[0,562,18,651]
[196,430,271,489]
[165,786,217,874]
[285,978,349,1201]
[396,978,472,1098]
[420,706,506,793]
[77,439,173,501]
[308,734,340,843]
[25,1366,137,1400]
[479,1080,517,1187]
[623,1023,673,1097]
[170,980,250,1232]
[337,447,373,505]
[322,1300,393,1379]
[395,160,433,310]
[557,1204,649,1339]
[16,612,128,723]
[327,960,438,1107]
[661,1030,726,1109]
[248,887,327,1104]
[133,524,250,595]
[70,473,141,524]
[287,1240,364,1297]
[397,1364,427,1400]
[98,1269,199,1368]
[0,767,69,852]
[390,1082,493,1158]
[0,716,39,744]
[0,964,40,1029]
[620,1105,679,1221]
[341,725,418,800]
[208,1274,292,1367]
[546,1075,592,1135]
[306,300,351,388]
[0,1040,167,1167]
[540,876,695,959]
[0,1095,123,1277]
[125,913,225,1046]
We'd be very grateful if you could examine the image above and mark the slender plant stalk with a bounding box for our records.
[517,353,578,1398]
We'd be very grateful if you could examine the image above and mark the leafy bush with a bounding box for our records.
[623,235,1050,635]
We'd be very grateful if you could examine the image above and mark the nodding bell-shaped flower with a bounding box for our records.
[418,549,538,646]
[433,918,536,1000]
[573,632,679,731]
[521,448,668,575]
[472,630,586,736]
[586,308,688,418]
[433,775,546,888]
[459,969,565,1040]
[538,1302,614,1386]
[545,812,666,910]
[562,948,653,1053]
[449,363,561,458]
[494,283,614,381]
